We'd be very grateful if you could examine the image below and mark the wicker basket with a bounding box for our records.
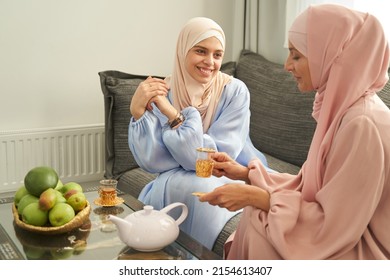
[13,201,91,235]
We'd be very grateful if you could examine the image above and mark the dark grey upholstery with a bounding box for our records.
[99,50,390,258]
[237,50,316,167]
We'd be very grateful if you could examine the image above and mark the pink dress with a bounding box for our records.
[226,4,390,260]
[226,94,390,259]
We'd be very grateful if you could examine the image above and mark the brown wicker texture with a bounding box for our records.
[13,201,91,235]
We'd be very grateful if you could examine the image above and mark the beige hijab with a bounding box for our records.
[165,17,232,132]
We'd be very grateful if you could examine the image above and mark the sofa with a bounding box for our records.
[99,49,390,258]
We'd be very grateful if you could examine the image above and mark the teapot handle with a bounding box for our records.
[160,202,188,226]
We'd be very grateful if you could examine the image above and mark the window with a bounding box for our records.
[286,1,390,45]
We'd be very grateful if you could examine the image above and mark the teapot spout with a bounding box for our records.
[107,215,132,243]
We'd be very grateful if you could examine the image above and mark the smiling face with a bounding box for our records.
[285,41,314,93]
[185,36,224,84]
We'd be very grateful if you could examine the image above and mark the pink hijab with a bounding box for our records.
[166,17,232,132]
[289,4,389,201]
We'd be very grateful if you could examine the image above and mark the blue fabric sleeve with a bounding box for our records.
[128,111,179,173]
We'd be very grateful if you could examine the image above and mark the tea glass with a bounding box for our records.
[195,148,215,178]
[98,179,118,205]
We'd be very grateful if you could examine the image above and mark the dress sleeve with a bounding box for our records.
[128,110,179,173]
[162,79,251,170]
[249,116,385,259]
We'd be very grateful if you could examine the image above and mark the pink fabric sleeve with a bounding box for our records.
[249,116,384,259]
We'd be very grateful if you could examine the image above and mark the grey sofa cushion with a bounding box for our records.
[99,71,153,179]
[235,50,316,167]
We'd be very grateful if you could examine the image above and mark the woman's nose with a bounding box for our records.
[204,55,213,65]
[284,59,293,72]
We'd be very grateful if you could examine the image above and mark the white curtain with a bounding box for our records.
[244,0,288,64]
[243,0,389,64]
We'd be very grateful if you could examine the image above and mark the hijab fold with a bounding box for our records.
[165,17,232,133]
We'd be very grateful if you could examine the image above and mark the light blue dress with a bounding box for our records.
[128,78,269,249]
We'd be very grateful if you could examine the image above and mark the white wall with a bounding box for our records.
[0,0,242,132]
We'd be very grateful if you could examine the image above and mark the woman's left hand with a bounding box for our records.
[199,183,270,212]
[149,95,178,122]
[199,183,252,211]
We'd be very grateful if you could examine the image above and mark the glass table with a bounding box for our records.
[0,183,221,260]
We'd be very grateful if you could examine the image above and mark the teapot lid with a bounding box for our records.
[132,205,170,220]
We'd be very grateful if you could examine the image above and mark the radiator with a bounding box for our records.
[0,125,105,193]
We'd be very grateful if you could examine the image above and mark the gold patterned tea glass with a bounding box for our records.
[98,179,118,205]
[195,148,216,178]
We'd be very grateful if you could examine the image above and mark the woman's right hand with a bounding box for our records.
[130,76,169,120]
[211,152,250,183]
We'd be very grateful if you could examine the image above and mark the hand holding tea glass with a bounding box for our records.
[209,152,250,182]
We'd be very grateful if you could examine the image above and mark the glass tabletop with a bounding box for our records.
[0,184,220,260]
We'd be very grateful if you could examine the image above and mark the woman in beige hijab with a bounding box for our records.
[129,17,269,250]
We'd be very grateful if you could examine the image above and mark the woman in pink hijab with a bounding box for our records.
[200,4,390,259]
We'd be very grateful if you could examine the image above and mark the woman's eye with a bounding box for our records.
[214,53,223,58]
[196,49,206,54]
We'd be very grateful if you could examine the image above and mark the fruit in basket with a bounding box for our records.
[49,203,75,227]
[63,189,79,200]
[60,182,83,195]
[24,166,59,197]
[67,192,87,212]
[54,189,66,203]
[18,194,39,215]
[39,188,57,211]
[14,185,29,206]
[22,202,49,226]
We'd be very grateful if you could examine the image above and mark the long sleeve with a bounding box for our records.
[128,110,179,173]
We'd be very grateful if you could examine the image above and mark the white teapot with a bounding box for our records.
[108,202,188,252]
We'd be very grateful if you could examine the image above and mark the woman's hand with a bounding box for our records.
[199,183,270,212]
[211,152,250,183]
[130,76,169,120]
[148,95,178,122]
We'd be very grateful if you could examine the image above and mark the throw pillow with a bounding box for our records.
[99,71,152,179]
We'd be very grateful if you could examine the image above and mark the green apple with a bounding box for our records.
[14,185,29,206]
[49,203,75,227]
[54,189,66,203]
[17,194,39,215]
[63,189,79,200]
[60,182,83,195]
[39,188,57,211]
[67,192,87,212]
[22,202,49,226]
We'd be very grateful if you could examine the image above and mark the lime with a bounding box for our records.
[24,166,59,197]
